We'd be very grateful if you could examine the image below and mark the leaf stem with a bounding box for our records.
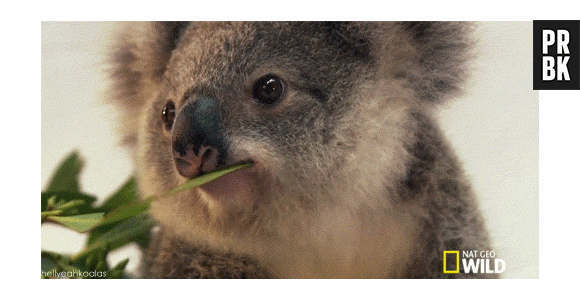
[41,210,63,223]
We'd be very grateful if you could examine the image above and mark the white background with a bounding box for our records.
[41,22,540,278]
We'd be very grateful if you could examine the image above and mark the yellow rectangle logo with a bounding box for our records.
[443,251,460,274]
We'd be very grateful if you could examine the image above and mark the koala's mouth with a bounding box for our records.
[196,159,254,179]
[172,138,263,206]
[174,147,253,179]
[194,159,263,206]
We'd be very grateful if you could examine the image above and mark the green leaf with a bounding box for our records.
[41,210,63,220]
[98,177,139,213]
[86,177,153,252]
[42,153,253,278]
[41,191,97,214]
[93,200,150,228]
[41,252,59,273]
[110,258,130,278]
[46,195,57,210]
[54,199,86,212]
[41,251,80,278]
[47,212,105,232]
[86,215,152,255]
[90,177,145,228]
[44,151,84,193]
[112,258,129,272]
[75,215,155,260]
[164,162,253,196]
[57,260,83,275]
[92,163,252,229]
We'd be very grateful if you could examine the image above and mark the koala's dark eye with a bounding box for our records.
[162,101,176,130]
[252,74,286,105]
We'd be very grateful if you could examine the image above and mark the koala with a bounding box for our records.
[109,21,496,278]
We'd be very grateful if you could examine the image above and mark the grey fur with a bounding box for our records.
[109,22,496,278]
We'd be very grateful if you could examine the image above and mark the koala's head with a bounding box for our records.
[110,22,472,248]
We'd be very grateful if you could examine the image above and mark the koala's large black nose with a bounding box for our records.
[172,97,228,179]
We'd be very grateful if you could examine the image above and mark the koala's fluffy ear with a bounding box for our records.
[398,21,473,105]
[109,21,190,147]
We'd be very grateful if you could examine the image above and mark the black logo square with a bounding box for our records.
[533,20,580,90]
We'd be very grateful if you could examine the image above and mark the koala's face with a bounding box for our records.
[136,23,390,234]
[126,22,470,245]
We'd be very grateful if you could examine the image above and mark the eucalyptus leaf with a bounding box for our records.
[41,152,254,278]
[112,258,129,272]
[41,191,97,214]
[44,151,84,193]
[41,251,79,278]
[41,253,59,273]
[110,258,130,278]
[54,199,86,212]
[93,200,150,228]
[74,214,155,260]
[164,162,253,196]
[47,212,105,232]
[93,162,252,229]
[88,211,152,249]
[41,210,63,220]
[98,177,139,212]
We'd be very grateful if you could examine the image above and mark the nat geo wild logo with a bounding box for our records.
[443,250,506,275]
